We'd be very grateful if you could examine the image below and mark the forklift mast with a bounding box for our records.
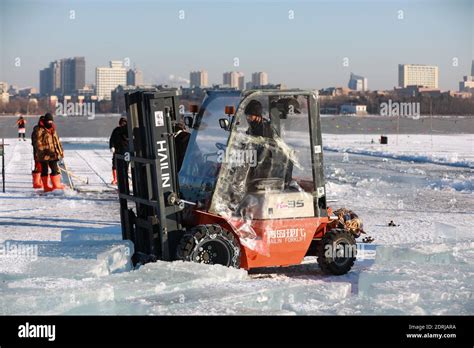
[116,89,184,264]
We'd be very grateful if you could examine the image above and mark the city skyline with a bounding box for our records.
[39,57,85,96]
[4,59,474,97]
[96,60,127,100]
[398,64,439,89]
[4,56,474,97]
[5,54,474,94]
[9,56,474,91]
[0,0,472,91]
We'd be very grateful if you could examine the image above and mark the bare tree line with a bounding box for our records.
[321,94,474,116]
[2,93,473,116]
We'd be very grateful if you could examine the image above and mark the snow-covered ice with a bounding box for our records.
[0,134,473,315]
[323,133,474,169]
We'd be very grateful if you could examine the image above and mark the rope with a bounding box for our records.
[332,208,366,238]
[58,165,89,185]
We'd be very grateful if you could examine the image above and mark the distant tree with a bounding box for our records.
[320,92,474,116]
[5,99,19,114]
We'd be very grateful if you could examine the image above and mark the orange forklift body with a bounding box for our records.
[195,210,329,269]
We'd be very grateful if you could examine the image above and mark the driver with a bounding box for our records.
[243,98,296,191]
[245,100,274,138]
[242,100,281,189]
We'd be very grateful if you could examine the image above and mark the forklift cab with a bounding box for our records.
[177,90,330,268]
[179,90,327,221]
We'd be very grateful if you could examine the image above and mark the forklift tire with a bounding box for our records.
[176,224,241,268]
[317,229,356,275]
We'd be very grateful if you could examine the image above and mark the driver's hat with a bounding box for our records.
[244,100,263,117]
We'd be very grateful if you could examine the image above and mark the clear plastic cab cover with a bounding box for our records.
[179,92,242,206]
[206,91,322,254]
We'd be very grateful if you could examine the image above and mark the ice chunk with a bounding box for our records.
[360,273,474,315]
[0,255,354,315]
[358,269,407,298]
[133,278,351,315]
[0,260,249,315]
[434,222,458,242]
[0,278,124,315]
[89,244,134,277]
[375,241,474,266]
[61,226,122,242]
[0,240,134,279]
[376,244,456,266]
[358,239,474,315]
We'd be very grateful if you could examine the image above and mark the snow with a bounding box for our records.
[0,134,473,315]
[323,133,474,169]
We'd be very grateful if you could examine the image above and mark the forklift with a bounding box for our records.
[116,88,360,275]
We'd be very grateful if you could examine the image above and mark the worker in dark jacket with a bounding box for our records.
[30,116,44,188]
[16,116,27,141]
[109,117,129,185]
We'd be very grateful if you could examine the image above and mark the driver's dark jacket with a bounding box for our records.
[246,119,274,138]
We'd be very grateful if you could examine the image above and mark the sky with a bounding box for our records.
[0,0,473,91]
